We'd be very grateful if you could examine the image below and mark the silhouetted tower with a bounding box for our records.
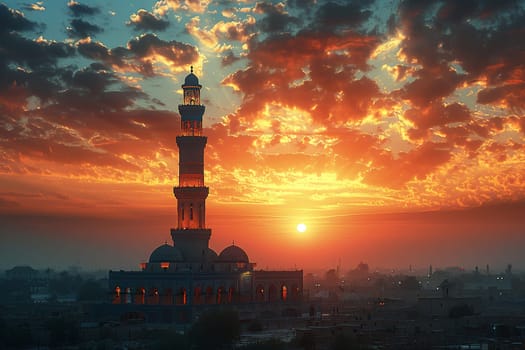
[171,67,211,261]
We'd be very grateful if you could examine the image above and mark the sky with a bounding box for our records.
[0,0,524,272]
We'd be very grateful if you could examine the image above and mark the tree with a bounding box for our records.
[188,309,240,349]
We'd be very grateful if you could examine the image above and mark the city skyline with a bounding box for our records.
[1,0,524,271]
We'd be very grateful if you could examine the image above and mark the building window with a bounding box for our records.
[190,203,193,220]
[113,286,121,304]
[217,287,224,304]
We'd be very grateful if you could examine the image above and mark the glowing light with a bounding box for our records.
[296,223,307,233]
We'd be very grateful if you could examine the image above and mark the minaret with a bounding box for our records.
[171,67,211,261]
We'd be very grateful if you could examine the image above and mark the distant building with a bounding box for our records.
[5,265,39,281]
[108,68,303,323]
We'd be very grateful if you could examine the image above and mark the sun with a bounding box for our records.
[296,223,307,233]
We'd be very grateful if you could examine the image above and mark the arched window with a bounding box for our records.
[281,285,288,301]
[194,287,202,305]
[217,286,224,304]
[182,288,187,305]
[113,286,121,304]
[228,287,235,303]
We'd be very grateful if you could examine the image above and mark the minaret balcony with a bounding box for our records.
[178,104,205,120]
[173,186,209,200]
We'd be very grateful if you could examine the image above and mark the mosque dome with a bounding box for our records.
[149,243,183,263]
[183,67,200,87]
[218,245,249,263]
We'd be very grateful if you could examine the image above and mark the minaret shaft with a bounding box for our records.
[171,68,211,262]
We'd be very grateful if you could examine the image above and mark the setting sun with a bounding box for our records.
[296,223,307,233]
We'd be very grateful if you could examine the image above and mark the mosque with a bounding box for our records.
[108,69,303,323]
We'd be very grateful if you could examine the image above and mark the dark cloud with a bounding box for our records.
[77,40,130,71]
[315,0,374,30]
[221,50,240,66]
[68,18,103,38]
[127,33,199,67]
[70,64,119,93]
[397,68,463,107]
[0,33,75,69]
[287,0,316,10]
[404,102,472,140]
[0,3,36,33]
[77,35,200,77]
[254,2,300,33]
[68,1,99,17]
[396,0,525,111]
[0,16,75,106]
[436,0,520,23]
[128,9,170,32]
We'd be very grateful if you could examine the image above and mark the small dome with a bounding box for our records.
[184,72,200,86]
[149,243,183,263]
[218,245,249,263]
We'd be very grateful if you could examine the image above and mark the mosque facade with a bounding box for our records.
[108,69,303,322]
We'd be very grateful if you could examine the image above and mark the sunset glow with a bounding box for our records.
[1,1,524,271]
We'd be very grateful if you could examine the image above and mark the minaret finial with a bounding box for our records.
[190,65,193,73]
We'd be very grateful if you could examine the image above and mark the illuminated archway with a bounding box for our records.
[281,285,288,301]
[113,286,121,304]
[217,286,225,304]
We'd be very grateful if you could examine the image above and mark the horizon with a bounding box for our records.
[1,1,524,273]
